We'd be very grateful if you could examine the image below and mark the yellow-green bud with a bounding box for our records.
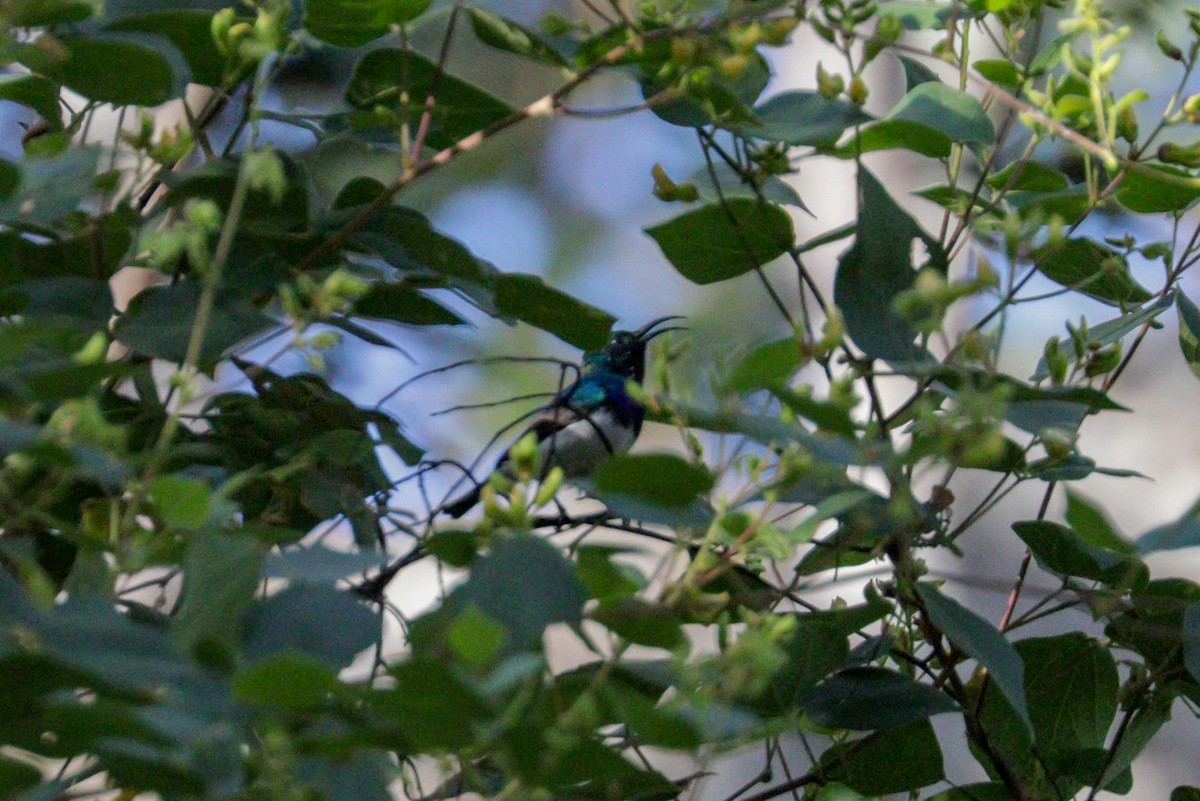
[849,76,869,106]
[816,63,844,99]
[535,467,564,508]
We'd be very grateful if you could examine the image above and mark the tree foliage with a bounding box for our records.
[3,0,1200,800]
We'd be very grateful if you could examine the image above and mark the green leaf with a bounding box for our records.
[1179,291,1200,381]
[20,33,189,106]
[1064,490,1135,553]
[1035,238,1152,306]
[576,545,641,601]
[974,58,1021,87]
[1135,496,1200,552]
[752,618,850,714]
[0,74,61,128]
[425,530,478,567]
[837,82,995,158]
[114,283,274,369]
[646,198,794,285]
[262,545,387,583]
[917,583,1031,734]
[592,599,685,650]
[296,751,394,801]
[1017,634,1118,756]
[0,147,99,229]
[5,0,97,26]
[354,283,464,326]
[986,161,1070,192]
[835,169,945,361]
[644,50,768,129]
[820,719,944,795]
[370,659,489,751]
[742,91,873,146]
[243,584,378,668]
[1032,292,1174,381]
[593,453,714,506]
[233,652,339,708]
[171,530,261,660]
[726,337,805,392]
[467,8,567,67]
[345,207,496,292]
[879,1,956,29]
[690,161,809,210]
[493,273,615,351]
[1185,603,1200,685]
[448,536,587,651]
[1117,165,1200,214]
[106,10,229,87]
[898,55,940,90]
[802,667,957,730]
[346,49,513,150]
[1012,520,1146,588]
[148,474,212,530]
[1173,789,1200,801]
[304,0,432,47]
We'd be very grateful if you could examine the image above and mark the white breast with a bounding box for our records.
[537,408,636,477]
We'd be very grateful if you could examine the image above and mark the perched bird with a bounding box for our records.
[442,317,683,518]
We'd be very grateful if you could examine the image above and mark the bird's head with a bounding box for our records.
[584,316,685,381]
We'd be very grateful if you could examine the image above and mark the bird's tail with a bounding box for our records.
[441,485,482,519]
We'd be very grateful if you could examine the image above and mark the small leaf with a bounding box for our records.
[5,0,97,27]
[0,74,62,128]
[801,666,958,730]
[836,82,995,158]
[1013,520,1146,588]
[1178,291,1200,381]
[1035,238,1152,306]
[898,55,940,90]
[1064,490,1134,554]
[974,58,1021,87]
[592,599,686,650]
[986,161,1070,192]
[425,530,478,567]
[467,8,567,67]
[878,1,956,29]
[148,474,212,530]
[726,337,805,392]
[593,453,714,506]
[20,33,189,107]
[304,0,432,47]
[1117,165,1200,214]
[0,147,100,229]
[917,583,1031,734]
[493,273,615,351]
[1137,496,1200,553]
[1031,292,1174,381]
[743,91,873,146]
[354,283,465,326]
[646,199,794,285]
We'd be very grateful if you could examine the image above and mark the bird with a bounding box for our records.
[441,316,684,518]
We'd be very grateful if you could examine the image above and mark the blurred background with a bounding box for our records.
[5,0,1200,796]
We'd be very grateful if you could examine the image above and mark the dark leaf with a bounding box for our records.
[1136,496,1200,552]
[986,161,1070,192]
[898,55,940,90]
[0,74,62,128]
[835,169,945,361]
[820,719,944,795]
[801,666,958,730]
[1117,165,1200,214]
[20,33,189,107]
[467,8,567,67]
[106,10,229,87]
[243,584,378,668]
[726,337,806,392]
[346,49,513,150]
[233,652,339,709]
[742,91,873,146]
[493,273,615,351]
[879,1,956,29]
[593,453,714,506]
[1012,520,1146,587]
[592,599,685,650]
[262,545,387,583]
[114,283,274,368]
[304,0,431,47]
[917,583,1031,734]
[354,283,465,326]
[0,147,99,229]
[1178,291,1200,382]
[1035,238,1152,306]
[646,198,794,285]
[1065,490,1135,553]
[5,0,96,26]
[836,82,995,158]
[1032,292,1174,381]
[1016,634,1118,758]
[171,530,262,660]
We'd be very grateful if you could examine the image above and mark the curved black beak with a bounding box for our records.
[633,315,687,341]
